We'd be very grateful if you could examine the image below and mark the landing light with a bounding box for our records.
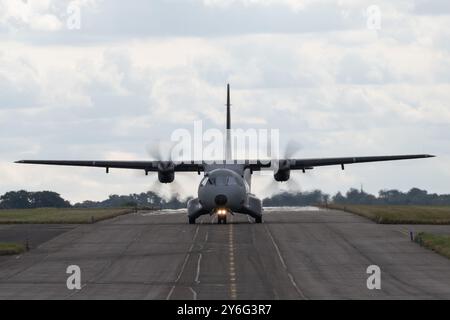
[217,209,227,216]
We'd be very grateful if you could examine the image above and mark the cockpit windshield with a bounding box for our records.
[201,175,241,186]
[227,176,239,185]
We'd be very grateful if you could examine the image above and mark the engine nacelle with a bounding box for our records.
[158,162,175,183]
[274,159,291,182]
[274,169,290,182]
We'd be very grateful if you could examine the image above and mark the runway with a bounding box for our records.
[1,207,450,300]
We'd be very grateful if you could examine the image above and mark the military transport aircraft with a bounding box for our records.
[16,85,434,224]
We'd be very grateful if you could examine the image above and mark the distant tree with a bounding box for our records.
[345,188,377,204]
[31,191,71,208]
[122,201,138,207]
[332,192,347,204]
[0,190,70,209]
[406,188,430,205]
[263,190,329,207]
[73,191,188,209]
[0,190,32,209]
[378,189,405,205]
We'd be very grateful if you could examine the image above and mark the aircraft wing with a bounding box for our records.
[15,160,203,173]
[16,154,434,173]
[248,154,435,171]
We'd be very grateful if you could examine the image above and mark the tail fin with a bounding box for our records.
[225,84,232,161]
[227,84,231,130]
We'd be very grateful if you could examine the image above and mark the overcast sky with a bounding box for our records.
[1,0,449,203]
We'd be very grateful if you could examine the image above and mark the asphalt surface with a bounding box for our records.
[0,224,76,250]
[0,207,450,300]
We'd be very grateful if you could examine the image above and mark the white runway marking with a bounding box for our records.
[189,287,198,300]
[195,253,202,284]
[264,225,308,300]
[166,225,200,300]
[140,209,186,216]
[264,206,321,212]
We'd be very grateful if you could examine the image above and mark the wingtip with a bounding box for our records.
[426,154,436,158]
[15,160,23,164]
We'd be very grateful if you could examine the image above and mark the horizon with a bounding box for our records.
[2,185,448,206]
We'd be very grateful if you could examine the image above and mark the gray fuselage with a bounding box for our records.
[198,168,248,212]
[187,164,263,223]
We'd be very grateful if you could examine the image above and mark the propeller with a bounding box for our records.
[146,141,177,162]
[133,141,184,198]
[259,140,303,195]
[284,140,302,160]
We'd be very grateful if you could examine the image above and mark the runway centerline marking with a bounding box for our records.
[166,225,200,300]
[264,225,308,300]
[229,219,237,300]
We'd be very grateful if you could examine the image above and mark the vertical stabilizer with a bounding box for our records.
[225,84,232,162]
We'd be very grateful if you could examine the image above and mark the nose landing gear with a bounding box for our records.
[218,215,227,224]
[216,208,228,224]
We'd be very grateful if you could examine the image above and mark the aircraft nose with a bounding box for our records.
[215,194,228,206]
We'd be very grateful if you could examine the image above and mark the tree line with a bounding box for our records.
[332,188,450,206]
[73,191,192,209]
[1,188,450,210]
[0,190,71,209]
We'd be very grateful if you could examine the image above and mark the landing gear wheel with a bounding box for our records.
[255,216,262,224]
[218,215,227,224]
[189,217,196,224]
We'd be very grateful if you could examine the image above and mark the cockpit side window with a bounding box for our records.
[200,177,209,186]
[244,180,250,192]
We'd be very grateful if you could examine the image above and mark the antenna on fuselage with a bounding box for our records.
[225,84,232,162]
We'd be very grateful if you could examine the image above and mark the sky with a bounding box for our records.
[1,0,449,203]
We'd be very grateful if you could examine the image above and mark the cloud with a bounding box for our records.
[0,0,63,32]
[0,0,367,43]
[414,0,450,15]
[1,1,450,202]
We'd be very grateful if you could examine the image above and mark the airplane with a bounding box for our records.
[16,84,434,224]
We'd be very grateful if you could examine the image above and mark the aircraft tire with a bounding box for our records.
[218,216,227,224]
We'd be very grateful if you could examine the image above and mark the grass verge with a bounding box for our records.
[0,243,26,256]
[323,204,450,224]
[415,233,450,259]
[0,208,134,224]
